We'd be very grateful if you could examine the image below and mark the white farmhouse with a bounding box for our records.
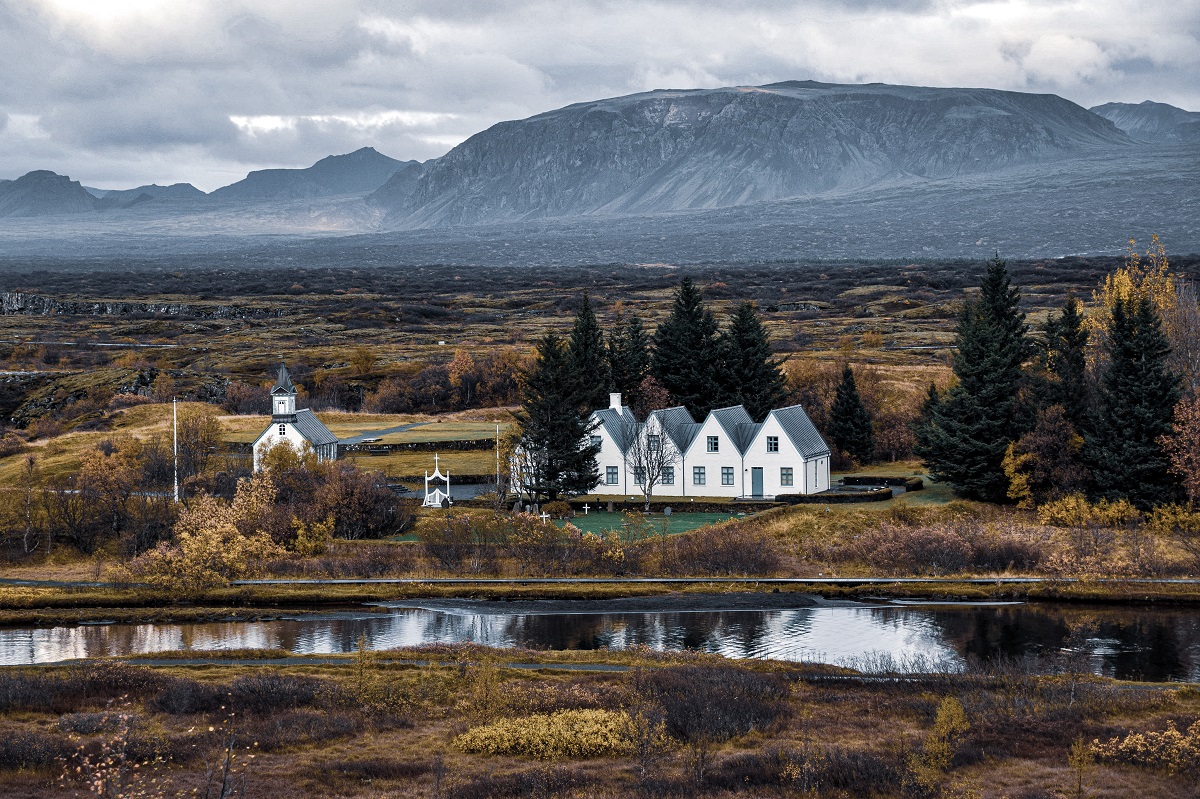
[252,364,339,472]
[587,393,830,499]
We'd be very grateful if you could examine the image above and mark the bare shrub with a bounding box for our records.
[663,524,784,576]
[247,710,361,752]
[0,730,73,771]
[850,522,974,575]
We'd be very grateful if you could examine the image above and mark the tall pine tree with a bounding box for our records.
[716,301,788,421]
[652,277,720,420]
[607,312,651,409]
[515,333,600,501]
[566,292,612,412]
[1040,295,1090,431]
[1086,296,1181,508]
[828,364,875,464]
[915,257,1028,502]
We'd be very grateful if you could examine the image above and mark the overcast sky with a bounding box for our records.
[1,0,1197,191]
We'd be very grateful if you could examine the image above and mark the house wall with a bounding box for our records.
[680,415,745,498]
[746,415,822,497]
[252,423,333,471]
[591,421,629,495]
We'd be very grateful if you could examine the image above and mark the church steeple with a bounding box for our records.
[270,363,297,420]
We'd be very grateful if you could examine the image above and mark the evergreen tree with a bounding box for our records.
[607,312,651,409]
[915,256,1028,502]
[716,301,788,421]
[566,293,612,411]
[651,277,720,420]
[828,365,875,463]
[1086,296,1181,508]
[1040,296,1090,430]
[515,333,600,501]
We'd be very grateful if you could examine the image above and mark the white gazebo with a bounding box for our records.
[422,454,452,507]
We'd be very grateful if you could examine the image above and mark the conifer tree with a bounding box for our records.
[828,365,874,464]
[566,293,612,411]
[1040,296,1090,430]
[915,256,1028,502]
[515,333,600,501]
[1087,296,1181,508]
[607,312,651,409]
[651,277,720,420]
[716,302,788,421]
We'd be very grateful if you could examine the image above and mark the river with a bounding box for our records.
[2,601,1197,681]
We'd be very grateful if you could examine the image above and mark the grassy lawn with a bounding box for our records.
[342,449,498,477]
[555,510,735,536]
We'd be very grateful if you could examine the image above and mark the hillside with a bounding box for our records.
[1090,100,1200,143]
[211,147,412,200]
[377,81,1132,228]
[0,170,98,217]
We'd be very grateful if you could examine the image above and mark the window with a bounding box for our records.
[278,424,286,436]
[693,466,706,485]
[661,466,674,485]
[648,434,661,452]
[721,466,735,486]
[767,436,779,453]
[590,435,602,451]
[781,467,794,487]
[707,435,719,453]
[606,466,619,485]
[634,468,646,485]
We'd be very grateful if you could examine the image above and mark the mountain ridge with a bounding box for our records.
[210,146,412,201]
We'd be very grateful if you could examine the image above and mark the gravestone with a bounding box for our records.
[663,506,672,516]
[607,501,614,513]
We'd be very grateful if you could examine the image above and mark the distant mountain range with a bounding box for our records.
[0,82,1197,259]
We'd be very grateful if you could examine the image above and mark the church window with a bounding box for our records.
[278,424,286,436]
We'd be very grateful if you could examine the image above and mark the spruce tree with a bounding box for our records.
[651,277,720,420]
[1041,296,1090,430]
[914,256,1028,502]
[1087,296,1181,508]
[607,312,651,409]
[515,333,600,501]
[828,365,875,463]
[566,293,612,411]
[716,301,788,421]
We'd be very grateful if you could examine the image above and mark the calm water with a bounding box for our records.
[2,603,1198,681]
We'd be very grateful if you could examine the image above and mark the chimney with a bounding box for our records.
[610,392,622,411]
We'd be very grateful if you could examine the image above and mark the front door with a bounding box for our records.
[751,467,763,498]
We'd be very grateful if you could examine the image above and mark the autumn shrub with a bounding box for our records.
[0,663,167,714]
[851,522,974,575]
[247,710,361,752]
[265,541,416,578]
[0,730,73,771]
[1090,719,1200,775]
[664,524,784,576]
[543,500,572,519]
[453,709,637,759]
[148,678,223,715]
[446,766,584,799]
[225,674,327,715]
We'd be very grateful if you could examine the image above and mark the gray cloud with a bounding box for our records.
[0,0,1196,190]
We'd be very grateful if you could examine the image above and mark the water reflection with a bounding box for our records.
[1,604,1197,682]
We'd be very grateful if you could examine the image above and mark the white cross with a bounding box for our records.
[434,453,439,470]
[539,512,551,523]
[582,504,590,515]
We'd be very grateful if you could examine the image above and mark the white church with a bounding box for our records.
[588,393,830,499]
[252,364,339,472]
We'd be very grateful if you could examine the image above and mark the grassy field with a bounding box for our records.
[0,649,1194,798]
[555,511,736,536]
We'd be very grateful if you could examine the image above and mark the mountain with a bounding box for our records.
[0,170,98,217]
[99,183,206,203]
[367,161,429,207]
[377,80,1131,228]
[1089,101,1200,143]
[211,147,412,201]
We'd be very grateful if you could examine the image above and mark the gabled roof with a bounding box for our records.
[770,404,831,458]
[271,363,297,395]
[709,405,755,454]
[294,408,339,447]
[649,406,701,452]
[733,422,763,454]
[592,406,639,454]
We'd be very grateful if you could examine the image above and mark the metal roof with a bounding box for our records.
[650,406,700,452]
[293,408,339,447]
[271,363,297,395]
[770,404,831,458]
[592,406,639,454]
[710,406,755,454]
[734,422,763,454]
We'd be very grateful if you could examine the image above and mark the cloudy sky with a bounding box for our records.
[2,0,1197,191]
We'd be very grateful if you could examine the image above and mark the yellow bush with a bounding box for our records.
[453,709,637,759]
[1091,720,1200,774]
[1037,495,1139,528]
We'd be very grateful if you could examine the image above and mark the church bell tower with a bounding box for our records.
[271,363,297,422]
